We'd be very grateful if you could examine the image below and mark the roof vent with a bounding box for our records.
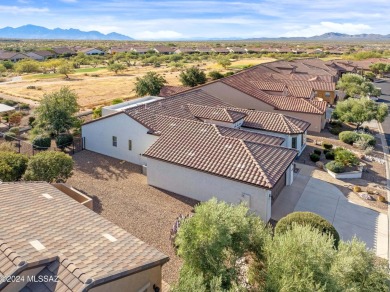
[102,233,117,242]
[41,193,53,199]
[29,240,46,251]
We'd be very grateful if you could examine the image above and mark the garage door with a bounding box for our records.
[271,173,286,204]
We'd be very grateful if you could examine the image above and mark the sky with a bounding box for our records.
[0,0,389,40]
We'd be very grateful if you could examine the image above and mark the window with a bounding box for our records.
[292,137,297,149]
[128,140,132,151]
[112,136,117,147]
[325,92,331,97]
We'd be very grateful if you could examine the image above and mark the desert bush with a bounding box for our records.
[329,126,342,135]
[364,146,374,155]
[323,143,333,150]
[359,133,376,146]
[55,134,73,149]
[19,103,30,110]
[9,127,19,135]
[275,211,340,248]
[354,137,370,150]
[32,135,51,149]
[316,161,324,169]
[377,195,386,203]
[0,151,28,181]
[334,148,359,166]
[339,131,360,144]
[28,116,35,127]
[310,153,320,162]
[325,151,335,160]
[353,186,361,192]
[326,161,345,173]
[4,132,16,141]
[313,149,322,155]
[0,142,15,152]
[2,100,17,106]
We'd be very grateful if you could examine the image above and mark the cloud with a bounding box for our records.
[0,5,49,14]
[133,30,184,40]
[284,22,372,37]
[59,0,78,3]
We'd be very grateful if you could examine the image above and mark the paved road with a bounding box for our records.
[374,79,390,147]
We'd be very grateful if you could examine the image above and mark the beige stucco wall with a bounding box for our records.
[90,265,162,292]
[202,82,324,132]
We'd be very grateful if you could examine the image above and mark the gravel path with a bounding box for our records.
[67,151,198,285]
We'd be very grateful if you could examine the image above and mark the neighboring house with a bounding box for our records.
[0,52,29,62]
[153,46,175,54]
[26,51,54,61]
[211,47,230,54]
[144,116,298,221]
[227,47,246,54]
[0,182,168,292]
[196,47,213,54]
[108,46,132,54]
[158,85,190,97]
[132,47,151,54]
[245,47,264,53]
[174,48,197,54]
[52,47,76,57]
[26,52,44,61]
[79,48,105,55]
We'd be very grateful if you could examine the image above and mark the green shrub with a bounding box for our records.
[32,135,51,149]
[322,142,333,150]
[329,126,342,135]
[359,133,376,146]
[208,70,224,80]
[334,148,359,166]
[3,100,17,106]
[28,116,35,127]
[313,149,322,155]
[4,132,16,141]
[9,127,19,135]
[275,211,340,248]
[0,151,28,181]
[325,151,335,160]
[55,134,73,149]
[310,153,320,162]
[329,120,342,127]
[19,103,30,110]
[111,98,123,105]
[326,161,345,173]
[339,131,360,144]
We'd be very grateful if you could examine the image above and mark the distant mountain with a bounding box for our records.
[0,25,133,40]
[245,32,390,41]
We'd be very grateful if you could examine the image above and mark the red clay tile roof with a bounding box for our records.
[250,81,286,92]
[287,86,314,98]
[225,107,310,134]
[187,104,246,123]
[0,182,168,291]
[144,116,297,189]
[158,85,191,97]
[216,126,284,145]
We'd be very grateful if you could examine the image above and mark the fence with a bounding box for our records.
[0,132,84,156]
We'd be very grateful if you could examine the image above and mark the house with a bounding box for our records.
[0,52,29,62]
[174,48,197,54]
[26,50,54,61]
[52,47,76,57]
[153,46,175,54]
[79,48,105,55]
[132,47,151,54]
[0,182,168,292]
[108,46,133,54]
[211,47,230,54]
[196,47,213,54]
[227,47,246,54]
[144,116,298,221]
[158,85,191,97]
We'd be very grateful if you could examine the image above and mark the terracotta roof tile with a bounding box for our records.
[158,85,191,97]
[187,104,246,123]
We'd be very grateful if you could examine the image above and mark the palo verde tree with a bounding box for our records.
[369,63,390,77]
[135,71,167,96]
[108,62,126,74]
[336,73,380,98]
[34,87,79,136]
[332,98,388,128]
[58,62,75,78]
[179,66,207,87]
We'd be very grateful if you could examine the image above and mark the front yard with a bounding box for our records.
[66,150,198,285]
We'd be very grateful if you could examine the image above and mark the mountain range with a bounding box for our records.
[0,25,133,40]
[245,32,390,41]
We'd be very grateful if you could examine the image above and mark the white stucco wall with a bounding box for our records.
[147,158,272,221]
[82,113,158,165]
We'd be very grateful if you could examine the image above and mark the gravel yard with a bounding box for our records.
[67,150,198,285]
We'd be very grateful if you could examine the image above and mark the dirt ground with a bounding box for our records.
[0,57,275,110]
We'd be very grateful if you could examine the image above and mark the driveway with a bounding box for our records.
[272,164,388,259]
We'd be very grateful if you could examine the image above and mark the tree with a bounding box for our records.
[217,57,231,69]
[369,63,390,77]
[58,62,75,78]
[0,64,6,74]
[44,59,63,73]
[23,151,73,182]
[108,63,126,74]
[336,73,379,98]
[179,67,207,87]
[208,70,224,80]
[175,198,269,290]
[15,59,41,73]
[333,98,388,128]
[0,151,28,182]
[34,87,79,136]
[135,72,167,96]
[8,112,22,126]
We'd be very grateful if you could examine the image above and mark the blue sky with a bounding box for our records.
[0,0,389,40]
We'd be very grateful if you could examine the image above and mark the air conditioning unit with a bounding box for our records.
[142,165,147,175]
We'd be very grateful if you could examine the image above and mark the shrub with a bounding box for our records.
[323,149,330,155]
[325,151,335,160]
[334,148,359,166]
[4,132,16,141]
[3,100,17,106]
[0,151,28,181]
[377,195,386,203]
[329,126,342,135]
[32,135,51,149]
[275,211,340,248]
[323,143,333,150]
[364,146,374,155]
[359,133,376,146]
[0,142,15,152]
[326,161,345,173]
[208,70,224,80]
[313,149,322,155]
[329,120,342,127]
[55,134,73,149]
[339,131,360,144]
[23,151,73,183]
[9,127,19,135]
[353,137,369,150]
[310,153,320,162]
[111,98,123,105]
[27,85,36,89]
[353,186,362,192]
[28,116,35,127]
[19,103,30,110]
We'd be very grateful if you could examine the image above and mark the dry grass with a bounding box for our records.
[0,58,275,110]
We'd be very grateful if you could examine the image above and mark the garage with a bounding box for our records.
[271,173,286,204]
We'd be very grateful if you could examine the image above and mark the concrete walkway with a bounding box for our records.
[272,164,388,259]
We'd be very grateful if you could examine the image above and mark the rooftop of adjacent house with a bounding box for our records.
[187,104,247,123]
[0,104,15,113]
[287,86,314,99]
[0,52,27,59]
[144,116,297,189]
[0,182,168,291]
[103,96,165,113]
[158,85,191,97]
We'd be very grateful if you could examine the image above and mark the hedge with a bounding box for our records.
[275,211,340,248]
[309,153,320,162]
[339,131,360,144]
[326,161,345,173]
[313,149,322,155]
[325,151,335,160]
[322,143,333,150]
[32,135,51,149]
[0,151,28,181]
[55,134,73,149]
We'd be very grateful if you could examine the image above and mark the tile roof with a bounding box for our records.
[250,81,286,92]
[187,104,246,123]
[158,85,191,97]
[287,86,314,98]
[0,52,28,60]
[225,107,310,134]
[144,116,297,189]
[0,182,168,291]
[52,47,76,55]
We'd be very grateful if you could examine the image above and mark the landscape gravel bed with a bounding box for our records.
[67,150,198,285]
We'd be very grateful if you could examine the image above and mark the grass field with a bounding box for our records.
[0,58,276,110]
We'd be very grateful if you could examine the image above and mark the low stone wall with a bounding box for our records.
[326,168,363,179]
